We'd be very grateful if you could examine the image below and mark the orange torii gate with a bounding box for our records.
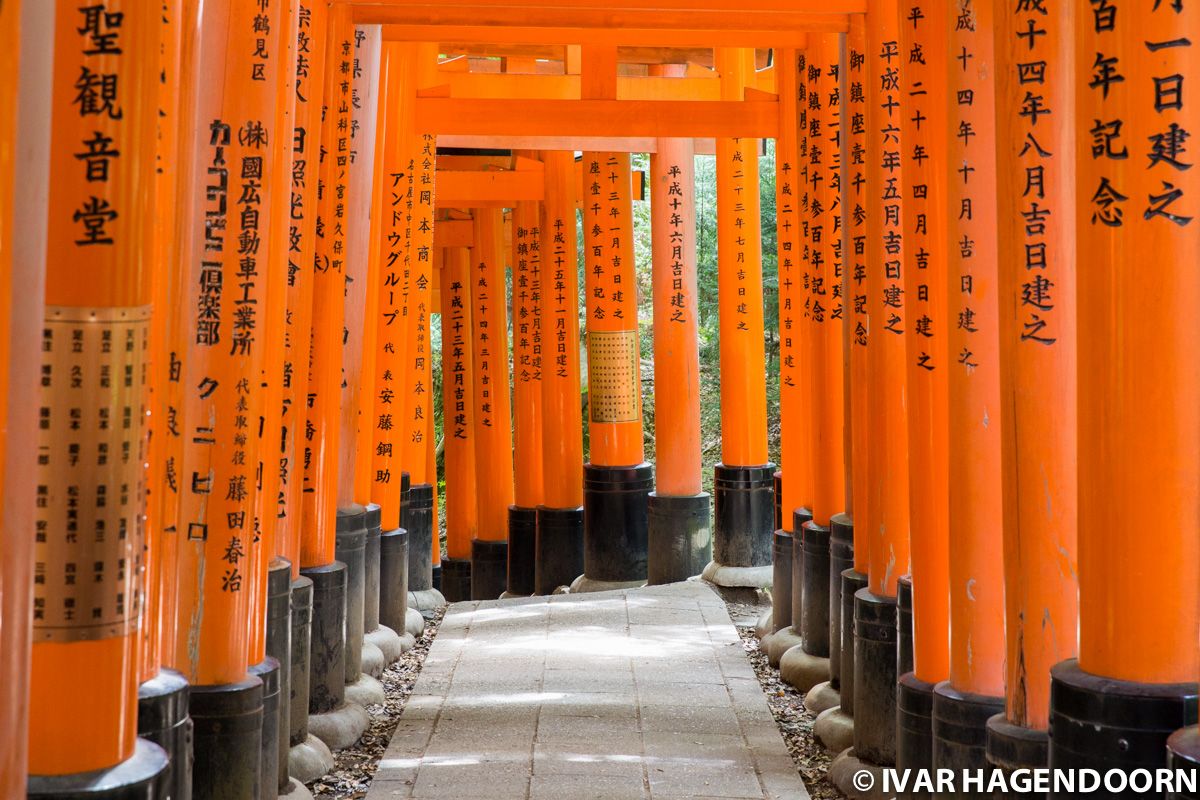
[4,0,1199,797]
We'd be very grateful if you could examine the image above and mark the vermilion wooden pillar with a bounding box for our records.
[1074,0,1200,785]
[576,151,653,591]
[854,0,910,769]
[440,245,478,601]
[535,151,586,595]
[894,0,950,777]
[934,0,1007,773]
[647,64,710,586]
[300,2,366,754]
[330,21,381,705]
[787,32,846,693]
[469,207,517,599]
[507,196,546,597]
[28,2,169,794]
[770,47,804,643]
[137,2,196,795]
[0,2,50,796]
[986,0,1078,779]
[282,0,331,774]
[370,43,417,645]
[404,126,443,611]
[706,48,775,591]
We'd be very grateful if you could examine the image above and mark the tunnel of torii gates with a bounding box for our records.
[0,0,1197,798]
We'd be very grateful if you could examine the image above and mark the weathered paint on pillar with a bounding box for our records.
[994,0,1077,730]
[1076,0,1199,684]
[143,0,186,681]
[865,0,911,597]
[776,49,809,531]
[300,2,351,570]
[945,0,1004,697]
[31,0,159,771]
[338,25,380,508]
[355,31,387,506]
[846,15,870,566]
[249,0,298,665]
[442,246,478,560]
[512,198,546,508]
[370,43,414,532]
[809,34,848,527]
[899,0,950,685]
[715,49,769,468]
[540,151,585,509]
[470,208,516,539]
[279,0,326,574]
[582,151,644,467]
[172,0,282,684]
[649,65,702,498]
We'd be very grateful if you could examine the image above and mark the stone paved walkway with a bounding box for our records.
[366,581,811,800]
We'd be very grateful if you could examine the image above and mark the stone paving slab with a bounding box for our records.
[367,581,811,800]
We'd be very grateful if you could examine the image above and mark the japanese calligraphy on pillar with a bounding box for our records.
[848,31,869,350]
[902,1,945,372]
[663,164,691,326]
[583,153,641,425]
[473,226,496,431]
[35,309,149,641]
[548,214,574,382]
[725,139,756,333]
[446,268,473,442]
[875,30,904,340]
[948,0,998,371]
[777,53,805,396]
[514,208,543,383]
[405,134,436,472]
[280,0,322,533]
[1084,0,1193,240]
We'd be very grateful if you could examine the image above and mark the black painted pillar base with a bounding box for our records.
[432,563,442,592]
[336,505,368,685]
[580,462,653,586]
[897,575,914,676]
[710,463,775,570]
[829,514,853,691]
[406,484,434,593]
[1049,659,1198,798]
[898,671,936,797]
[364,503,383,634]
[840,568,868,717]
[647,491,712,585]
[471,538,509,600]
[986,713,1049,794]
[249,657,281,799]
[1168,727,1200,800]
[440,557,472,602]
[507,505,538,596]
[265,558,292,794]
[535,506,584,594]
[770,529,793,632]
[289,576,314,748]
[773,469,783,531]
[853,588,898,766]
[137,668,192,800]
[301,561,347,715]
[189,676,265,800]
[800,518,831,658]
[379,527,409,634]
[28,740,169,800]
[789,507,813,628]
[933,682,1004,794]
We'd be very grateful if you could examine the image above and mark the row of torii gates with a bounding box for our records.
[0,0,1196,798]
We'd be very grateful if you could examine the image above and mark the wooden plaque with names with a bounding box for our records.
[587,329,640,424]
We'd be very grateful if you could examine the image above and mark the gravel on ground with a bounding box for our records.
[726,599,846,800]
[308,609,444,798]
